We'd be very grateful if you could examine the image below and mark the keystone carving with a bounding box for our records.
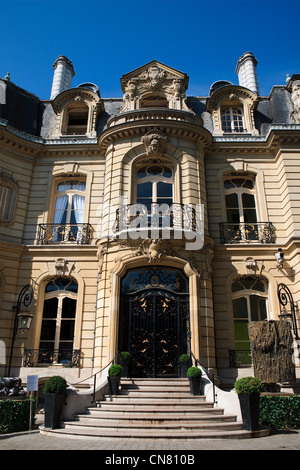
[142,129,168,156]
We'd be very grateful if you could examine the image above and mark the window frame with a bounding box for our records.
[0,179,17,224]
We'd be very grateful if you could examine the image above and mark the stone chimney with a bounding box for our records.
[235,52,260,95]
[50,55,75,99]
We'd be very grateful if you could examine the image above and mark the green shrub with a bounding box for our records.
[108,364,123,376]
[187,366,202,378]
[234,376,263,395]
[260,395,300,429]
[0,399,35,434]
[44,376,67,394]
[118,351,131,363]
[179,354,191,363]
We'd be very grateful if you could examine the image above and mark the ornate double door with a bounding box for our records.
[119,268,190,377]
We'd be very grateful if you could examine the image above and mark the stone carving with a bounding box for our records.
[0,377,27,397]
[121,61,189,111]
[142,129,168,156]
[290,80,300,124]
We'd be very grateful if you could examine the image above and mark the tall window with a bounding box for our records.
[39,277,78,363]
[136,164,173,207]
[0,181,16,223]
[224,176,258,241]
[232,277,268,364]
[221,107,245,133]
[53,179,86,242]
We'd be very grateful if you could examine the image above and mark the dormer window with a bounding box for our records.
[51,86,104,138]
[207,85,259,136]
[65,106,89,135]
[221,107,245,133]
[140,95,169,108]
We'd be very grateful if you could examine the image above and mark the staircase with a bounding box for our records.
[40,378,270,439]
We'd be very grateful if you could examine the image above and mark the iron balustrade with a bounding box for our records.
[38,223,92,245]
[114,203,197,235]
[23,349,80,367]
[220,222,275,244]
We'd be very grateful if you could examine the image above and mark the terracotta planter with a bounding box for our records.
[44,393,65,429]
[238,393,260,431]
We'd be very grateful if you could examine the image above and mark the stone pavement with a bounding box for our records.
[0,428,299,451]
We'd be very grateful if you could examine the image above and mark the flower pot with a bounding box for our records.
[188,376,201,395]
[180,362,192,378]
[44,393,65,429]
[108,376,121,395]
[238,393,260,431]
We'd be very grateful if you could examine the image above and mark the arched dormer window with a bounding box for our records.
[207,85,259,136]
[51,86,104,138]
[64,103,89,135]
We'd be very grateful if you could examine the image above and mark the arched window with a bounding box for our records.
[52,178,86,242]
[136,163,173,207]
[221,107,245,133]
[140,95,169,108]
[232,276,268,364]
[39,277,78,364]
[224,175,258,242]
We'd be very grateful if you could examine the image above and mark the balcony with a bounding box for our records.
[220,222,275,244]
[23,349,80,367]
[37,223,92,245]
[113,203,198,240]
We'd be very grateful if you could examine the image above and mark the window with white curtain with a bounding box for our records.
[52,179,86,242]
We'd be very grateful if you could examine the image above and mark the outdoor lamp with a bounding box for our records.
[17,310,33,332]
[275,248,284,266]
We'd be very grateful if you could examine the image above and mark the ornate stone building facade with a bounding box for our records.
[0,53,299,395]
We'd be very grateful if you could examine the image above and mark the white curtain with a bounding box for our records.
[72,195,85,241]
[53,195,68,224]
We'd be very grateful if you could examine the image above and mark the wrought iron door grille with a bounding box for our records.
[122,289,189,377]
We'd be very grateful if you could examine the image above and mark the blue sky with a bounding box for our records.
[0,0,299,99]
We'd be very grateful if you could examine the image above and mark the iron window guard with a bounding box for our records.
[23,349,81,367]
[220,222,275,244]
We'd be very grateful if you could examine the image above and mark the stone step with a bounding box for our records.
[41,425,268,440]
[102,395,206,403]
[95,402,215,411]
[86,407,224,417]
[62,420,243,433]
[74,413,239,425]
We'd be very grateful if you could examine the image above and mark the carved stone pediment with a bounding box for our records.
[120,60,189,111]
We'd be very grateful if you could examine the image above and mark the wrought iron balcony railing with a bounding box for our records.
[23,349,80,367]
[220,222,275,244]
[37,223,92,245]
[114,203,197,237]
[229,349,252,367]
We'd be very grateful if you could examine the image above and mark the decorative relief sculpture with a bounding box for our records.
[290,80,300,124]
[141,129,168,156]
[121,61,189,111]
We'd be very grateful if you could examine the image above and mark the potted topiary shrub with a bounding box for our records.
[118,351,131,377]
[234,376,263,431]
[43,376,67,429]
[187,366,202,395]
[108,364,123,395]
[179,354,192,378]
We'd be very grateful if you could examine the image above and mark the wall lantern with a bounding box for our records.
[275,248,284,268]
[7,284,34,375]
